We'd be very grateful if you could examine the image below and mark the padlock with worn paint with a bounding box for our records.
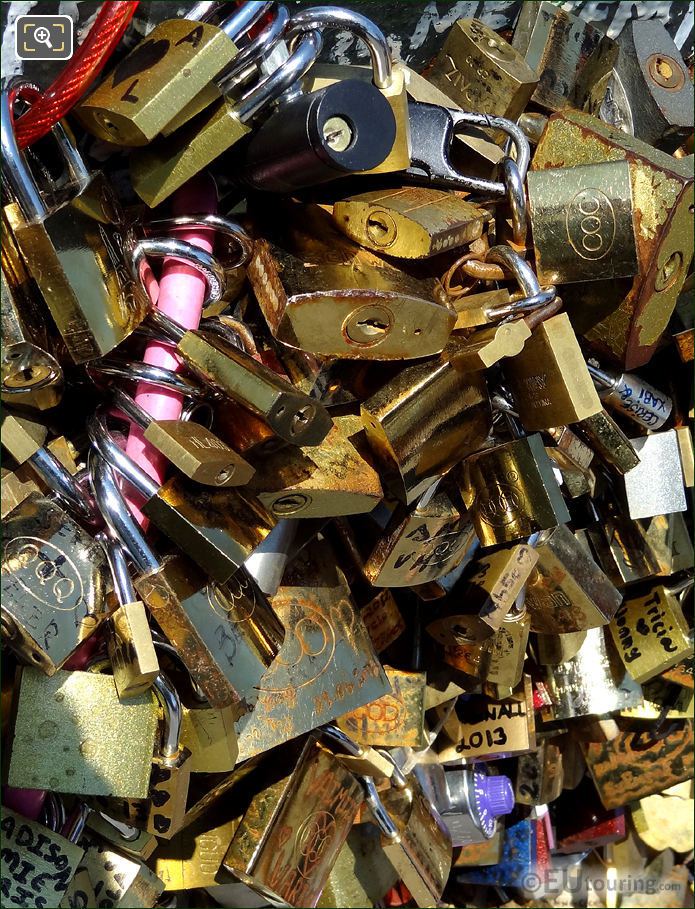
[515,739,564,806]
[574,407,641,475]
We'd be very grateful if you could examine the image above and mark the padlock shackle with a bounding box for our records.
[145,214,254,271]
[60,802,91,845]
[99,532,138,607]
[129,237,226,310]
[221,1,274,41]
[89,359,210,401]
[87,442,159,575]
[41,792,66,834]
[112,386,153,431]
[152,673,183,762]
[486,245,540,299]
[151,631,209,703]
[288,6,392,89]
[221,4,290,83]
[237,30,323,122]
[29,446,99,524]
[361,776,399,841]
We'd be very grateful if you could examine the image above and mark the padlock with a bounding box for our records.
[246,217,455,361]
[234,539,390,761]
[337,666,428,749]
[445,319,533,372]
[609,583,694,684]
[534,630,587,665]
[516,739,564,806]
[331,187,488,259]
[355,482,478,587]
[130,31,323,207]
[361,768,452,908]
[586,361,673,430]
[504,312,602,431]
[100,534,159,701]
[241,78,397,192]
[60,833,165,909]
[526,159,638,285]
[89,412,277,584]
[456,817,537,889]
[512,1,617,112]
[76,5,269,145]
[295,6,411,175]
[221,736,364,907]
[0,806,85,909]
[85,811,158,863]
[111,386,254,488]
[180,702,239,773]
[574,408,641,475]
[581,20,694,153]
[1,463,40,520]
[532,110,694,369]
[360,355,490,505]
[8,666,159,798]
[460,433,570,547]
[91,452,283,710]
[317,823,399,909]
[523,523,622,634]
[622,429,687,520]
[149,309,333,447]
[248,420,382,518]
[427,18,538,131]
[1,491,108,676]
[2,82,149,364]
[1,216,63,411]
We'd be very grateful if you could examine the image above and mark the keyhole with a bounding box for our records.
[365,210,397,248]
[290,404,315,437]
[343,304,394,346]
[647,53,684,90]
[322,116,354,152]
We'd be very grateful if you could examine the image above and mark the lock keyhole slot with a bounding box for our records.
[343,304,394,346]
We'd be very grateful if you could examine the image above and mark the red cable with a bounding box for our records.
[13,1,139,148]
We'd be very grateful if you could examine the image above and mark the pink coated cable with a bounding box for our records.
[124,177,217,527]
[2,786,46,820]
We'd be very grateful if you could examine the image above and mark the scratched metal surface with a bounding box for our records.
[2,1,693,84]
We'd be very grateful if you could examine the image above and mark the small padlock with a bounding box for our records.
[332,187,488,259]
[428,18,538,129]
[149,309,333,447]
[1,463,40,520]
[91,452,283,710]
[586,361,673,430]
[2,82,149,364]
[337,666,428,749]
[296,5,412,174]
[574,408,641,475]
[221,736,364,907]
[2,491,108,676]
[609,582,694,684]
[100,534,159,701]
[130,31,323,207]
[516,739,564,806]
[622,429,687,520]
[8,666,159,798]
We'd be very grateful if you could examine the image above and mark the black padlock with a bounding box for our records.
[240,79,397,193]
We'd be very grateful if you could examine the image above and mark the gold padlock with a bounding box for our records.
[337,666,428,749]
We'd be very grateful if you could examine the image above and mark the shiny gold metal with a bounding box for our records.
[1,493,108,674]
[516,740,564,807]
[546,446,594,498]
[222,738,364,907]
[447,319,532,371]
[5,175,149,364]
[1,464,40,520]
[1,808,85,909]
[450,289,511,330]
[532,109,694,368]
[1,410,47,463]
[460,434,570,546]
[546,425,594,471]
[362,486,477,587]
[337,667,427,748]
[360,589,406,653]
[249,422,382,518]
[332,187,487,259]
[108,601,160,699]
[143,419,254,487]
[61,835,165,908]
[77,20,239,145]
[524,524,622,634]
[504,313,602,430]
[305,62,412,174]
[136,558,283,709]
[676,425,694,487]
[361,361,490,504]
[247,235,455,360]
[575,409,640,474]
[152,810,240,891]
[609,585,693,684]
[429,19,537,127]
[181,704,239,773]
[175,327,333,447]
[527,160,638,285]
[439,609,530,690]
[318,825,399,908]
[8,667,158,797]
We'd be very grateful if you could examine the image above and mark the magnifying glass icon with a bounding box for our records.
[33,25,53,49]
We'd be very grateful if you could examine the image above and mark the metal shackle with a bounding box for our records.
[152,673,184,764]
[98,532,138,608]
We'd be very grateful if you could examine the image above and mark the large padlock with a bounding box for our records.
[532,109,694,369]
[1,82,149,364]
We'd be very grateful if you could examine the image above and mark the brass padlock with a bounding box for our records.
[458,543,539,632]
[337,666,428,749]
[247,231,455,361]
[180,701,239,773]
[1,463,40,520]
[221,736,364,907]
[2,83,149,364]
[2,492,108,675]
[524,523,622,634]
[574,408,640,475]
[609,583,694,684]
[1,807,85,909]
[460,433,570,547]
[332,187,487,259]
[151,806,239,892]
[428,19,537,129]
[532,109,694,368]
[504,312,602,430]
[360,356,490,505]
[101,534,159,701]
[515,739,564,806]
[8,667,159,798]
[361,770,452,908]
